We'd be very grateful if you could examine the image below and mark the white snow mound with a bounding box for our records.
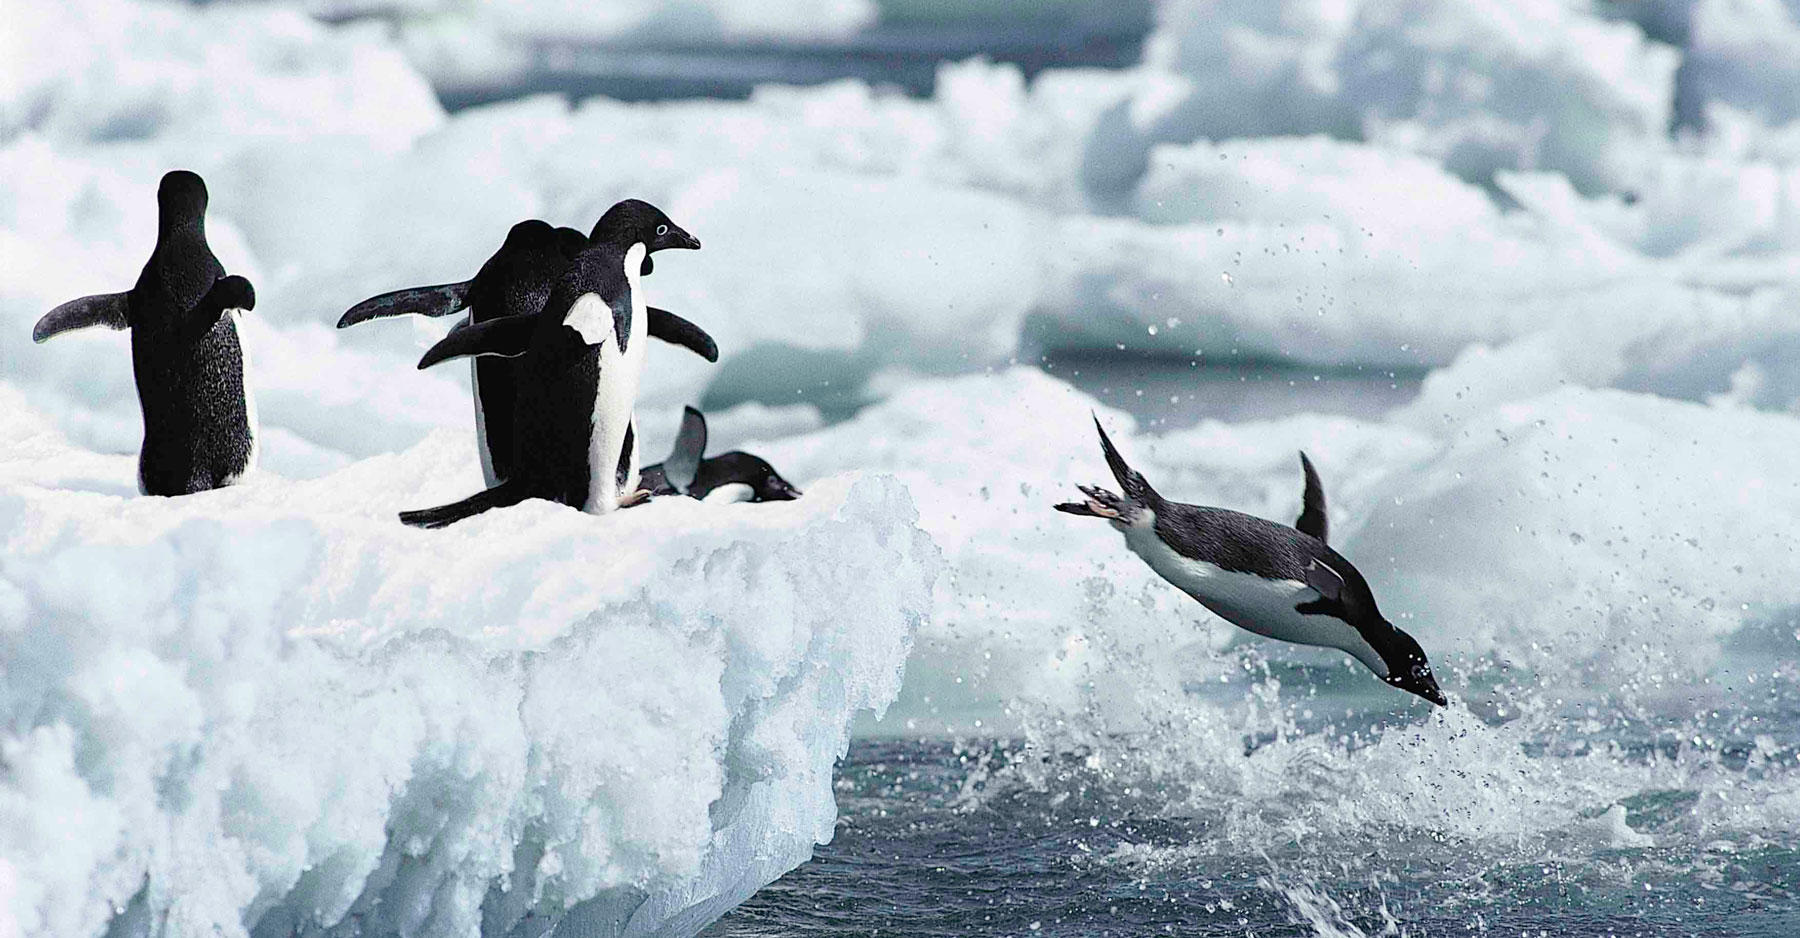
[0,397,940,938]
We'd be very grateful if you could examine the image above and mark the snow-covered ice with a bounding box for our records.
[0,391,939,938]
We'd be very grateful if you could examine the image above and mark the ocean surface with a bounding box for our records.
[714,733,1800,937]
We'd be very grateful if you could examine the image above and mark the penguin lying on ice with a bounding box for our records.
[1056,419,1446,706]
[637,407,803,503]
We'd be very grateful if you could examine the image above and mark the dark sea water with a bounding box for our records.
[716,720,1800,937]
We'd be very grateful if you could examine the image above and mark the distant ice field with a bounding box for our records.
[5,0,1800,935]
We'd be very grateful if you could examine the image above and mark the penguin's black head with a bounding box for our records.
[504,219,557,248]
[1377,627,1447,707]
[706,451,800,502]
[749,459,802,502]
[590,199,701,253]
[554,226,590,260]
[157,170,208,229]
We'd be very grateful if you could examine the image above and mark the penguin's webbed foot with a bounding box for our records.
[1054,484,1127,519]
[617,488,653,509]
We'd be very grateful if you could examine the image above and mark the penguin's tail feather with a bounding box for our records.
[399,481,527,529]
[1092,415,1158,504]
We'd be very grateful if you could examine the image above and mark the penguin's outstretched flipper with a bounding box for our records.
[647,307,719,362]
[33,293,130,342]
[1295,452,1328,543]
[400,481,527,529]
[337,281,472,328]
[662,406,709,494]
[417,316,536,370]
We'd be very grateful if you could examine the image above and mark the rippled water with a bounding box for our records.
[717,716,1800,937]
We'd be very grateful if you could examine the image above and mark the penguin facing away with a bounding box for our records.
[336,205,717,488]
[1056,419,1446,706]
[638,407,803,503]
[398,204,701,528]
[33,170,258,496]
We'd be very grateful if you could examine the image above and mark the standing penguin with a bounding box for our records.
[638,407,803,503]
[33,170,258,496]
[337,206,717,487]
[397,204,701,528]
[1056,420,1446,706]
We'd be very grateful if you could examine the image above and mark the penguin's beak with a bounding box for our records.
[1390,665,1447,707]
[668,226,701,250]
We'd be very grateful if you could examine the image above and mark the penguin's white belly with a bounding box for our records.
[702,483,755,504]
[577,244,649,514]
[468,312,500,489]
[1123,524,1375,660]
[582,314,645,513]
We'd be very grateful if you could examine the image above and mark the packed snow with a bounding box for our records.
[6,0,1800,934]
[0,391,939,938]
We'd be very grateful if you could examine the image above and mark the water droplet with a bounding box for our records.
[1146,324,1159,336]
[1220,272,1234,286]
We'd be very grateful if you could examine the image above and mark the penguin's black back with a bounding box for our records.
[469,223,588,484]
[1153,502,1380,611]
[126,173,254,495]
[131,320,252,494]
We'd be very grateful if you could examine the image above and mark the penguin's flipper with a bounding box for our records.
[417,316,536,370]
[1301,557,1345,602]
[33,293,130,342]
[1296,451,1328,543]
[662,406,708,494]
[174,275,256,345]
[399,481,527,529]
[647,307,718,362]
[337,280,472,328]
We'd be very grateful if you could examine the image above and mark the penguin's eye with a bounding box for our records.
[656,224,669,236]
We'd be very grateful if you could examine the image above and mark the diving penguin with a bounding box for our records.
[32,170,258,496]
[1055,420,1446,706]
[336,206,714,487]
[637,407,803,503]
[397,204,700,528]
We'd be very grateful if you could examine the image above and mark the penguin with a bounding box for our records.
[1055,419,1446,706]
[397,203,700,528]
[32,170,258,496]
[637,407,803,503]
[337,207,717,487]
